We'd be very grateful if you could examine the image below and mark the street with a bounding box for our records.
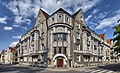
[0,63,120,73]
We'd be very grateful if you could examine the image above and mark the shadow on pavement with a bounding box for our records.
[97,63,120,72]
[0,64,45,73]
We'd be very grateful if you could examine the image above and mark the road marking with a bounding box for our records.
[97,70,108,73]
[84,69,96,72]
[90,69,101,73]
[105,71,114,73]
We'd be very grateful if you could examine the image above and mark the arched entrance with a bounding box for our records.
[57,57,63,67]
[53,54,67,67]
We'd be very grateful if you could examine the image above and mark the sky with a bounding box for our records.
[0,0,120,50]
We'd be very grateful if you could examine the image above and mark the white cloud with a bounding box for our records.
[96,12,108,19]
[2,0,101,29]
[14,16,31,25]
[0,17,7,24]
[103,29,107,32]
[6,0,101,17]
[9,41,18,47]
[21,26,27,30]
[86,15,92,22]
[12,35,21,39]
[4,26,13,30]
[13,24,20,27]
[96,10,120,29]
[92,9,99,14]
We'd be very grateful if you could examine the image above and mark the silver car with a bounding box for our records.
[34,61,47,68]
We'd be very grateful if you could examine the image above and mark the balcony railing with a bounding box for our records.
[63,41,68,47]
[53,41,57,47]
[73,50,92,54]
[58,41,62,46]
[83,50,92,54]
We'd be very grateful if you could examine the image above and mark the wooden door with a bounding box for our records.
[57,59,63,67]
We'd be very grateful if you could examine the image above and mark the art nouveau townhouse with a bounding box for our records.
[17,8,113,68]
[1,47,18,64]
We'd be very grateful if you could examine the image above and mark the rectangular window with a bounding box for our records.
[19,49,20,54]
[77,44,80,50]
[54,48,56,54]
[76,32,80,39]
[41,44,44,50]
[58,34,62,41]
[41,23,44,29]
[53,34,57,41]
[65,15,69,22]
[94,45,97,50]
[58,47,62,53]
[77,23,80,30]
[63,47,67,54]
[101,46,103,50]
[22,49,23,54]
[32,34,34,41]
[77,55,81,62]
[63,34,67,41]
[41,32,44,39]
[52,17,54,21]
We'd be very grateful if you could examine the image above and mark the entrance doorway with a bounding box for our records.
[57,59,63,67]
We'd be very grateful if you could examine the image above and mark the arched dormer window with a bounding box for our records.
[57,14,63,22]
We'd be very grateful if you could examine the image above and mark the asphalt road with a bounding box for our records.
[0,63,120,73]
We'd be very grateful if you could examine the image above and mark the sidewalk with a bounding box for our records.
[45,66,98,71]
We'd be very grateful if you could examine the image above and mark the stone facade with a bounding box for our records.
[17,8,114,68]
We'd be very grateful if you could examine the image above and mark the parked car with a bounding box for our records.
[33,61,47,68]
[11,62,19,65]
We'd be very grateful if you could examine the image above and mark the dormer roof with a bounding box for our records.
[50,8,72,17]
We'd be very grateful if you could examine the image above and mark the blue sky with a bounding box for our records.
[0,0,120,50]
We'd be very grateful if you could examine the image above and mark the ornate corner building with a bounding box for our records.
[17,8,114,68]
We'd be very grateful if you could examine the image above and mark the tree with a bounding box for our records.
[113,19,120,53]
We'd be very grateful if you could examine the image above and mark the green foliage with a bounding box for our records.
[113,19,120,53]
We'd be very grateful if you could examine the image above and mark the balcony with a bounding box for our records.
[93,51,98,55]
[83,50,92,54]
[29,50,39,55]
[73,50,92,55]
[73,50,83,53]
[99,53,104,57]
[53,42,57,47]
[39,50,47,53]
[63,41,68,47]
[58,41,62,46]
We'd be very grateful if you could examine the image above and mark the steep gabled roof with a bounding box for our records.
[107,39,113,45]
[99,33,106,39]
[50,8,72,17]
[72,9,82,18]
[39,9,49,18]
[1,49,6,54]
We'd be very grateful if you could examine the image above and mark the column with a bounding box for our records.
[50,34,53,58]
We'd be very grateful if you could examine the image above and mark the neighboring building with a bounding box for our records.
[4,47,18,64]
[4,50,9,64]
[0,51,1,63]
[1,49,6,63]
[17,8,114,68]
